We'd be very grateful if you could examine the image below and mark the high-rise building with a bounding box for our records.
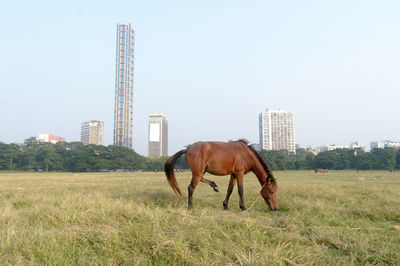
[81,120,104,145]
[113,22,135,149]
[148,114,168,158]
[259,109,295,153]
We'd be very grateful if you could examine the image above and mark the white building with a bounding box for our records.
[370,140,400,150]
[349,141,366,150]
[148,114,168,158]
[113,22,135,149]
[317,144,349,152]
[259,109,295,153]
[81,120,104,145]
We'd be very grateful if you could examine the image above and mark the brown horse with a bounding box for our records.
[164,139,278,211]
[315,168,328,173]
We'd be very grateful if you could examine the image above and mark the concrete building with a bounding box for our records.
[370,140,400,150]
[81,120,104,145]
[259,109,295,153]
[113,22,135,149]
[148,114,168,158]
[349,141,366,150]
[38,134,65,144]
[317,144,349,152]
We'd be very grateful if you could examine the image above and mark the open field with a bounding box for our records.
[0,171,399,265]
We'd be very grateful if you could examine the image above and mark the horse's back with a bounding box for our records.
[186,141,250,176]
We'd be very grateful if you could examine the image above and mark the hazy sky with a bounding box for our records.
[1,0,399,155]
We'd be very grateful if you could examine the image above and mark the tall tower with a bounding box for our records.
[148,114,168,158]
[259,109,295,153]
[81,120,104,145]
[113,22,135,149]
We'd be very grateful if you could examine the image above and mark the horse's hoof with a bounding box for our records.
[240,207,247,211]
[213,186,219,192]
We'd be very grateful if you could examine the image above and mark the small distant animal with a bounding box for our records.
[315,168,328,173]
[164,139,278,211]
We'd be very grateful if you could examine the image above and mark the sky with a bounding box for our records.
[0,0,399,156]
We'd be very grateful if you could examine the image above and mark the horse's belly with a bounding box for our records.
[205,167,232,176]
[205,161,234,176]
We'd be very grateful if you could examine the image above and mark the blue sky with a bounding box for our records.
[0,0,399,155]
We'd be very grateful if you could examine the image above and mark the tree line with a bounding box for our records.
[1,138,400,172]
[261,148,400,171]
[0,138,173,172]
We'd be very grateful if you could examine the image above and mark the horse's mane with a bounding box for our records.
[238,139,276,183]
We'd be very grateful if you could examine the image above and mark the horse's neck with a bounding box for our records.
[252,161,267,186]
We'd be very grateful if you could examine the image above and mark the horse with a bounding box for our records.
[315,168,327,173]
[164,139,278,211]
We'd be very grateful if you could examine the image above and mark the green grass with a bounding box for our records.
[0,170,399,265]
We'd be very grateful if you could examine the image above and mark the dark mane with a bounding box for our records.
[242,141,275,183]
[237,138,249,145]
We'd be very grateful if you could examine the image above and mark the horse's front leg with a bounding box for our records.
[236,173,246,211]
[223,174,236,210]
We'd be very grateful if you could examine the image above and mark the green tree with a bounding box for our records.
[371,148,396,170]
[353,150,376,170]
[36,144,64,171]
[314,151,337,169]
[294,149,315,170]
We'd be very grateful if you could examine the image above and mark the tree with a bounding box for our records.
[371,148,396,170]
[314,151,337,169]
[294,149,315,170]
[353,150,376,170]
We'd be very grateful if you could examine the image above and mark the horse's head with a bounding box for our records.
[260,179,278,211]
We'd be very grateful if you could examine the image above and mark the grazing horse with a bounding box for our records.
[315,168,327,173]
[164,139,278,211]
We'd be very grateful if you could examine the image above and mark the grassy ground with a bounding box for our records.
[0,170,399,265]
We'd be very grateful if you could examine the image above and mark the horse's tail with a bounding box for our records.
[164,149,187,196]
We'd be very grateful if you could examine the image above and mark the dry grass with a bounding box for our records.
[0,170,399,265]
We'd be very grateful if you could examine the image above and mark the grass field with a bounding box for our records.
[0,170,399,265]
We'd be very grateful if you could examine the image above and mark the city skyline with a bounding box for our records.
[0,1,399,155]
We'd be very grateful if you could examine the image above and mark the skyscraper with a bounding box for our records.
[259,109,295,153]
[81,120,104,145]
[113,22,135,149]
[148,114,168,158]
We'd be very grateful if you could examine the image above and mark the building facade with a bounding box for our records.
[148,114,168,158]
[370,140,400,150]
[317,144,349,152]
[113,22,135,149]
[349,141,366,150]
[259,109,295,153]
[81,120,104,145]
[38,134,65,144]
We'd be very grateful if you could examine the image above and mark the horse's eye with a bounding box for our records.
[269,191,274,195]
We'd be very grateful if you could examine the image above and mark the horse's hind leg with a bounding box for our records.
[188,175,201,209]
[200,177,219,192]
[223,174,236,210]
